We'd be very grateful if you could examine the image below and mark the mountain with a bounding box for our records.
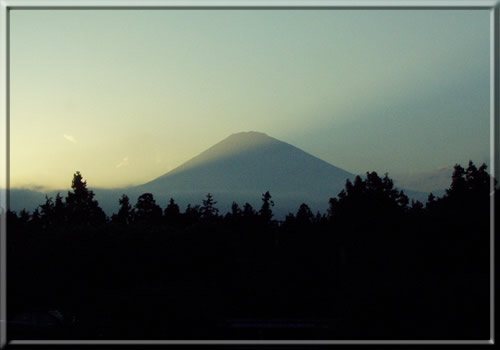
[394,166,454,193]
[8,132,435,218]
[141,131,353,192]
[133,131,354,217]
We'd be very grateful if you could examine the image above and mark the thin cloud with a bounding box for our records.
[116,157,129,168]
[63,134,77,143]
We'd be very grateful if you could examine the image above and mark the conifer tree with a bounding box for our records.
[164,198,180,220]
[200,193,219,219]
[112,194,133,224]
[259,191,275,225]
[65,171,106,226]
[296,203,314,225]
[134,193,162,222]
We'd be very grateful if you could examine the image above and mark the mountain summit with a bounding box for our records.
[136,131,355,216]
[156,131,280,178]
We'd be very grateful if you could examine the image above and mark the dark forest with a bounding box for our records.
[6,161,494,340]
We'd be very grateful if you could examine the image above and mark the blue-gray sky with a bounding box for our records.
[10,9,490,190]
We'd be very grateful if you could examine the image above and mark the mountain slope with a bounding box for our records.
[141,131,353,195]
[134,131,356,216]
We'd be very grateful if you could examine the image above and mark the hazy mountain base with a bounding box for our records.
[8,132,443,217]
[8,186,440,220]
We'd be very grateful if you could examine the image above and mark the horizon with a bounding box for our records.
[10,9,490,192]
[8,129,480,193]
[9,128,473,218]
[8,129,490,193]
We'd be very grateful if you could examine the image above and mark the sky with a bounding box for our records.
[9,9,491,191]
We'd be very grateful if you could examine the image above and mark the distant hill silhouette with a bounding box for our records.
[9,132,435,217]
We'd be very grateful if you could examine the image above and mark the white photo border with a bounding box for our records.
[0,0,497,347]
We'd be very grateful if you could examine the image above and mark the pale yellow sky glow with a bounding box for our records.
[9,9,490,190]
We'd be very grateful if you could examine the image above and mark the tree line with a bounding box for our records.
[6,161,494,340]
[8,171,284,229]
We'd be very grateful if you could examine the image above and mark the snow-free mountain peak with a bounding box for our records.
[136,132,355,217]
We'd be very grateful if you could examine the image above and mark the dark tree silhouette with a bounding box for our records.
[328,172,409,228]
[259,191,274,225]
[164,198,181,224]
[437,161,491,234]
[29,208,42,229]
[65,171,106,226]
[446,161,491,199]
[6,163,492,341]
[19,209,30,224]
[6,209,18,227]
[200,193,219,219]
[39,193,66,229]
[314,211,327,225]
[295,203,314,226]
[112,194,133,224]
[39,196,56,229]
[448,164,467,196]
[426,192,436,206]
[411,200,424,213]
[134,193,162,222]
[225,201,242,223]
[184,204,201,223]
[230,201,242,217]
[54,193,65,223]
[242,202,257,218]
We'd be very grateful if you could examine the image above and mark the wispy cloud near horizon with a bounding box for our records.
[116,157,129,168]
[63,134,77,143]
